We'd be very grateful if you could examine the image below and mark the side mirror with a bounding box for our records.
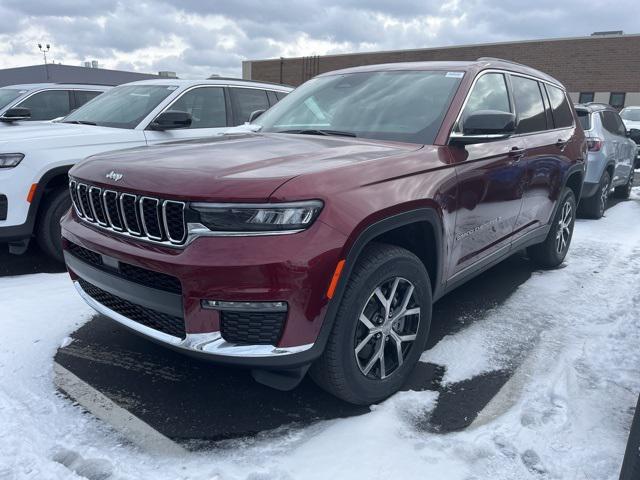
[0,107,31,123]
[248,109,265,123]
[629,128,640,143]
[149,110,192,131]
[450,110,516,145]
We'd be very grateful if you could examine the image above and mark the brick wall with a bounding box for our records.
[244,35,640,94]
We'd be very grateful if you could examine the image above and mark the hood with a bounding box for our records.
[623,119,640,130]
[70,133,421,202]
[0,122,130,149]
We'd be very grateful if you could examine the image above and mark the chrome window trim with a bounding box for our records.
[448,68,575,145]
[88,186,108,226]
[139,196,163,241]
[74,280,313,357]
[120,193,142,236]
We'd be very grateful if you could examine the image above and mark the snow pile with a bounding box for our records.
[2,190,640,479]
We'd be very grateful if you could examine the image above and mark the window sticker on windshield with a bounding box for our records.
[446,72,464,78]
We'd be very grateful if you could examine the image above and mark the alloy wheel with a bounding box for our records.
[555,200,573,255]
[354,277,421,380]
[600,179,610,215]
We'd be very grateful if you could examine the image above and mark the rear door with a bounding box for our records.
[449,71,526,278]
[609,111,634,185]
[512,80,577,237]
[144,85,229,144]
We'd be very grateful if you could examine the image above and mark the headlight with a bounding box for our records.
[0,153,24,168]
[191,200,323,234]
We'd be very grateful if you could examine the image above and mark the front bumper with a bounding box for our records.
[62,211,347,368]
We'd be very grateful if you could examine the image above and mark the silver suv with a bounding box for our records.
[575,103,636,218]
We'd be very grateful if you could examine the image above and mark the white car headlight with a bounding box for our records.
[0,153,25,168]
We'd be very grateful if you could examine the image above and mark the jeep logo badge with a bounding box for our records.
[106,171,123,182]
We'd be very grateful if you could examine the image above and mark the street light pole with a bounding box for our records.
[38,43,51,81]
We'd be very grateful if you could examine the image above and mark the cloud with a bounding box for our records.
[0,0,638,79]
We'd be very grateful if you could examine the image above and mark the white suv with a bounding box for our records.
[0,83,109,124]
[0,78,291,260]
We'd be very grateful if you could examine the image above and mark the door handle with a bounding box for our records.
[555,138,568,149]
[509,147,525,161]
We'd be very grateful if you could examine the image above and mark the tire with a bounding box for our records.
[580,170,610,219]
[310,243,432,405]
[527,187,576,269]
[613,169,634,199]
[36,188,71,263]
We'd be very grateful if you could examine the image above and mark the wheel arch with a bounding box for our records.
[29,165,73,230]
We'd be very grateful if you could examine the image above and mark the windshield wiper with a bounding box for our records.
[62,120,97,126]
[277,129,357,138]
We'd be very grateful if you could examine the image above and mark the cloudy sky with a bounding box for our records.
[0,0,638,78]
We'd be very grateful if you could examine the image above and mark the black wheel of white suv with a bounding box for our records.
[613,169,634,199]
[310,243,432,405]
[36,188,71,263]
[527,187,576,269]
[580,170,610,219]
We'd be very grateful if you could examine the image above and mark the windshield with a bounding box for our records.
[62,85,177,129]
[620,108,640,122]
[255,70,463,144]
[0,89,25,110]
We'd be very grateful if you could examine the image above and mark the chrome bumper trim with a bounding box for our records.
[73,281,313,358]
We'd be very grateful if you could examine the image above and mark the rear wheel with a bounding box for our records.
[527,187,576,268]
[36,188,71,263]
[613,169,634,199]
[310,243,432,405]
[580,170,610,219]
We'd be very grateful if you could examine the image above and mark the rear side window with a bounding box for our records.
[169,87,227,128]
[601,111,626,136]
[74,90,102,109]
[16,90,71,120]
[546,85,574,128]
[576,110,591,130]
[511,76,547,134]
[275,91,288,101]
[230,87,270,124]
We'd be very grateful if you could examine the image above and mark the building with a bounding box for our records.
[0,63,160,87]
[243,32,640,108]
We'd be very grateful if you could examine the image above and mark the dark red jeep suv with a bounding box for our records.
[62,59,586,404]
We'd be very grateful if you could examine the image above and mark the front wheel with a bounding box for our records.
[527,187,576,269]
[36,188,71,263]
[310,243,432,405]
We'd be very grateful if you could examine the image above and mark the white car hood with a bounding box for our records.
[623,119,640,130]
[0,122,134,150]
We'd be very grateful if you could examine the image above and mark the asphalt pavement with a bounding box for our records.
[1,241,536,448]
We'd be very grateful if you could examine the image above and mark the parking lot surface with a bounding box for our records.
[1,187,639,479]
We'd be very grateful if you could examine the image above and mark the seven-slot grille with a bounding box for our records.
[69,179,187,245]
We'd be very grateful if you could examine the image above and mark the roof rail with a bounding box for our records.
[475,57,528,68]
[207,76,294,89]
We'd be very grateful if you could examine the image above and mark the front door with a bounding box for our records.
[144,86,230,145]
[447,72,526,279]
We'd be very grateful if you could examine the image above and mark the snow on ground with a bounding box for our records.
[2,190,640,480]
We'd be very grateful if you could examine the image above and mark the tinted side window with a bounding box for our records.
[230,87,270,124]
[604,111,627,136]
[74,90,102,108]
[458,73,510,131]
[546,85,574,128]
[16,90,71,120]
[266,91,278,106]
[169,87,227,129]
[275,91,288,101]
[577,110,591,130]
[601,111,621,135]
[511,76,547,134]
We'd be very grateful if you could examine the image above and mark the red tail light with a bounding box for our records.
[586,137,603,152]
